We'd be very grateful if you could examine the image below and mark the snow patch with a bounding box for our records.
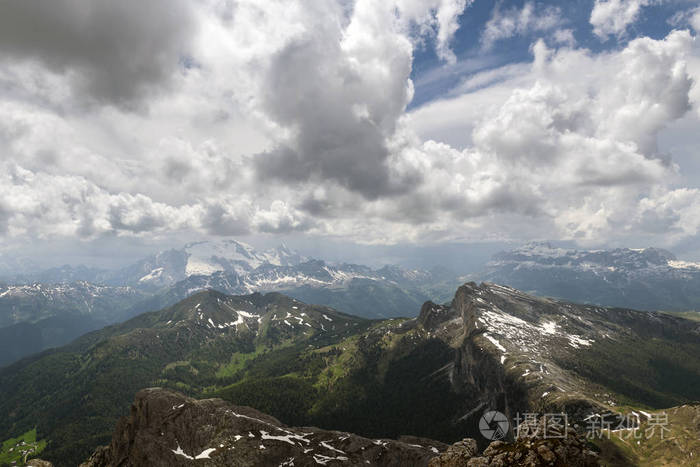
[568,334,594,348]
[195,448,216,459]
[260,430,311,446]
[172,443,193,460]
[313,454,349,465]
[320,441,345,454]
[668,260,700,269]
[540,321,557,335]
[483,333,507,353]
[171,444,215,460]
[139,267,164,283]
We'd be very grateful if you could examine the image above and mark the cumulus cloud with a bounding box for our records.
[0,0,697,251]
[246,0,477,199]
[433,0,472,63]
[405,30,695,244]
[481,1,565,49]
[635,188,700,240]
[0,162,318,239]
[394,0,473,63]
[693,9,700,32]
[251,0,416,198]
[590,0,653,41]
[552,29,577,47]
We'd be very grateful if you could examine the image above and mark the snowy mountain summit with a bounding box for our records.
[119,240,306,289]
[490,242,690,270]
[484,242,700,311]
[182,240,306,277]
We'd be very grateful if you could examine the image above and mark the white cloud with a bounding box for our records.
[552,29,577,47]
[406,30,695,245]
[395,0,473,63]
[481,1,565,49]
[0,162,317,239]
[0,0,473,240]
[693,8,700,33]
[0,0,698,252]
[590,0,653,41]
[668,6,700,32]
[434,0,472,63]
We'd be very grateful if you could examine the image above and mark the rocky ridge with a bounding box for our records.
[80,388,446,467]
[80,388,604,467]
[428,282,700,418]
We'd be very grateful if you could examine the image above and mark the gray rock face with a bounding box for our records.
[417,301,452,330]
[80,388,446,467]
[426,438,479,466]
[26,460,54,467]
[429,420,598,467]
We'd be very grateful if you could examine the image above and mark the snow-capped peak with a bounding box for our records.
[183,240,306,277]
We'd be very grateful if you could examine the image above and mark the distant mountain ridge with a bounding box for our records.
[0,282,141,328]
[0,282,146,367]
[482,242,700,312]
[118,257,455,323]
[107,240,308,290]
[0,240,459,367]
[0,240,307,288]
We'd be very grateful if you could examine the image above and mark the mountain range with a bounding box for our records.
[481,242,700,313]
[1,282,698,466]
[0,240,459,367]
[4,239,700,371]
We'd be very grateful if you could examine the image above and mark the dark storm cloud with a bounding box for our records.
[253,31,419,200]
[0,0,196,108]
[0,203,9,234]
[200,203,251,237]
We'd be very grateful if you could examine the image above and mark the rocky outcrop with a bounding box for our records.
[447,283,529,444]
[26,460,54,467]
[83,386,602,467]
[453,283,479,336]
[417,301,452,330]
[427,438,479,466]
[430,437,599,467]
[80,388,446,467]
[429,418,598,467]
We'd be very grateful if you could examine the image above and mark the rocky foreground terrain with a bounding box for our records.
[74,388,598,467]
[79,388,442,466]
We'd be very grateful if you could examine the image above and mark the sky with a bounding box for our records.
[1,0,700,269]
